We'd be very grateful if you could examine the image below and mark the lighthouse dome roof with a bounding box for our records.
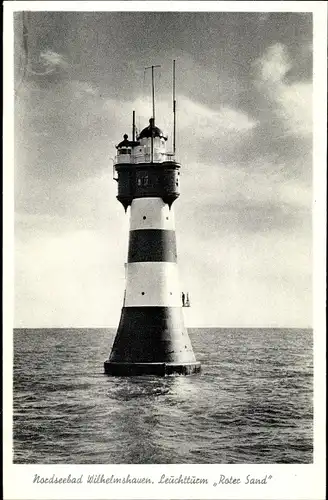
[116,134,139,149]
[138,118,167,141]
[116,134,130,148]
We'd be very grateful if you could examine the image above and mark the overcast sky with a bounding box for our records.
[14,9,313,328]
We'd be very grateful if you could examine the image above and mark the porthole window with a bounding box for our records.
[143,216,147,220]
[141,292,145,295]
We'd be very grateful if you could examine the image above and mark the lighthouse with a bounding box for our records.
[104,63,201,376]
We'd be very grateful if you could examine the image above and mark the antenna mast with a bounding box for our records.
[173,59,177,155]
[145,64,161,125]
[132,110,136,141]
[145,64,161,162]
[152,65,155,123]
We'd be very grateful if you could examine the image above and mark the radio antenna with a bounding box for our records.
[173,59,177,155]
[145,64,161,125]
[145,64,161,162]
[132,110,136,141]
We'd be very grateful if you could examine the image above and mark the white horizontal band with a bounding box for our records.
[124,262,182,307]
[129,198,176,231]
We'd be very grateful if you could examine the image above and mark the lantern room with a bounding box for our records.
[115,118,169,165]
[113,116,181,211]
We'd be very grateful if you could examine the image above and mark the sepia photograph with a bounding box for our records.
[5,2,325,491]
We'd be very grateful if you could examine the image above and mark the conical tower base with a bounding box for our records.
[104,306,201,376]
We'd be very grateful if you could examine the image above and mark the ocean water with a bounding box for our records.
[13,328,313,464]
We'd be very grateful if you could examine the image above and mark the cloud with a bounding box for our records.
[254,43,312,138]
[179,159,311,239]
[103,94,256,138]
[14,227,126,328]
[14,179,130,328]
[277,82,312,137]
[40,50,68,68]
[176,218,312,327]
[72,80,98,98]
[257,43,291,83]
[175,98,257,135]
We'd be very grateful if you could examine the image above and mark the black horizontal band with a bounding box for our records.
[109,307,196,364]
[128,229,177,262]
[104,361,201,376]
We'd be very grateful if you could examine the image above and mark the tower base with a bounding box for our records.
[104,360,201,377]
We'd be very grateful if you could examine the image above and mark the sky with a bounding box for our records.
[13,8,314,328]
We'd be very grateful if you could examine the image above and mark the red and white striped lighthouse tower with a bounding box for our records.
[104,63,200,376]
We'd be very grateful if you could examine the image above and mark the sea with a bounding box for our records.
[13,328,313,464]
